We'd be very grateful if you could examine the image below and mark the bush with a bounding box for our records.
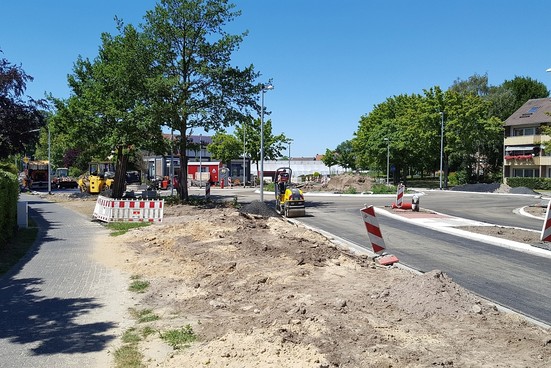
[507,177,551,190]
[0,168,19,248]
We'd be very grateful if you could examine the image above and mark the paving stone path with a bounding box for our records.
[0,195,132,367]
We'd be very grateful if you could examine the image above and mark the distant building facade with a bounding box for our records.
[503,98,551,183]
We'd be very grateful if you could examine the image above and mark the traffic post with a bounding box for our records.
[360,205,399,266]
[205,182,211,199]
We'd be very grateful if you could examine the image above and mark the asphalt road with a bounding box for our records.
[231,188,551,326]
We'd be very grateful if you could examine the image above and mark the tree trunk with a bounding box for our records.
[112,147,128,198]
[178,152,189,200]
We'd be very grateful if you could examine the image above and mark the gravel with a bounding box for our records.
[239,200,280,218]
[450,182,539,195]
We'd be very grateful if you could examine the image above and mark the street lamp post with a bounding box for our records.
[384,138,390,185]
[288,140,291,169]
[439,112,444,190]
[243,122,246,188]
[199,134,203,188]
[259,83,273,202]
[47,128,51,194]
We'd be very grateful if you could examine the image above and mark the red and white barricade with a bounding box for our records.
[360,205,399,265]
[391,183,412,210]
[93,196,164,223]
[541,200,551,241]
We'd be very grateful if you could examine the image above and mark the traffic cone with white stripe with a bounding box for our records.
[540,200,551,241]
[360,205,399,265]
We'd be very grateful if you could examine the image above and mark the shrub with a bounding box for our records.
[0,169,19,248]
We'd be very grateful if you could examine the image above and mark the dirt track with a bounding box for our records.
[51,195,551,368]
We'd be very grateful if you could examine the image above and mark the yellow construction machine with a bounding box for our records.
[78,162,115,194]
[274,167,305,218]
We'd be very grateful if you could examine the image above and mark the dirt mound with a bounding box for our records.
[239,200,279,218]
[86,203,551,368]
[301,173,374,193]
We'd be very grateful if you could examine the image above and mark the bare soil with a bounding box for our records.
[46,191,551,368]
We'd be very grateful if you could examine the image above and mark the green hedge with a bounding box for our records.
[507,177,551,190]
[0,169,19,248]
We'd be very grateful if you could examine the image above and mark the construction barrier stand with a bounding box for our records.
[360,205,386,254]
[396,184,404,208]
[541,200,551,241]
[93,195,164,223]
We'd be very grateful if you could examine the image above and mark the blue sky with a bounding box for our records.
[2,1,551,157]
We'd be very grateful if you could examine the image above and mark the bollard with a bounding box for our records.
[205,182,211,199]
[412,194,420,212]
[17,201,28,228]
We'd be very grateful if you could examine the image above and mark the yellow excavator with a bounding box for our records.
[78,162,115,194]
[274,167,306,218]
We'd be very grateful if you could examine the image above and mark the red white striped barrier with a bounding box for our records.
[396,184,404,207]
[93,196,164,223]
[360,205,399,265]
[391,183,412,209]
[360,205,386,254]
[205,182,211,199]
[540,200,551,241]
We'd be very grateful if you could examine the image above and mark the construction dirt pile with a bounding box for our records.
[302,174,374,193]
[49,197,551,368]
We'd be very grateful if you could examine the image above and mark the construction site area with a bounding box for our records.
[50,186,551,368]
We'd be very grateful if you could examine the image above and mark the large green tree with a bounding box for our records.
[234,117,288,179]
[143,0,260,199]
[49,22,165,197]
[207,131,241,164]
[0,50,45,160]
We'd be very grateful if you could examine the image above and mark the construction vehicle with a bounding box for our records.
[52,167,78,189]
[274,167,306,218]
[77,162,115,194]
[24,160,50,190]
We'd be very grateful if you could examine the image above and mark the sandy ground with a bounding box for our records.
[44,188,551,368]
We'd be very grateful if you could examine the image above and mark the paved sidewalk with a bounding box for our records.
[0,195,132,367]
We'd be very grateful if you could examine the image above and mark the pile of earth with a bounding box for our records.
[47,193,551,367]
[301,173,374,193]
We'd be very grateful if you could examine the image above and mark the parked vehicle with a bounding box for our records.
[52,167,78,189]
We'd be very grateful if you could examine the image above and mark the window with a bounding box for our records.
[513,168,539,178]
[513,127,536,136]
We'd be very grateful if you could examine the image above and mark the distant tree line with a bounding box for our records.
[323,74,549,185]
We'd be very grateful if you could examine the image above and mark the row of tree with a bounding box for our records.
[322,74,550,185]
[24,0,269,200]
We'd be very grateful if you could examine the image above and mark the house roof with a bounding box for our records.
[504,98,551,126]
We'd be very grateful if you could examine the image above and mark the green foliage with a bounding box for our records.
[233,118,288,177]
[507,177,551,190]
[107,222,150,236]
[0,169,19,247]
[208,131,242,164]
[122,328,142,344]
[129,308,160,323]
[447,171,459,186]
[0,53,46,159]
[343,186,357,194]
[114,341,144,368]
[334,140,357,170]
[143,0,260,200]
[128,277,150,293]
[370,184,397,194]
[321,148,337,167]
[160,325,197,350]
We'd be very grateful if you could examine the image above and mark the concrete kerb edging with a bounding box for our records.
[375,207,551,260]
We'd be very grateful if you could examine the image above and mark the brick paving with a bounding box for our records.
[0,195,132,368]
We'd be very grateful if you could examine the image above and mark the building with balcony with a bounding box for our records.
[503,98,551,183]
